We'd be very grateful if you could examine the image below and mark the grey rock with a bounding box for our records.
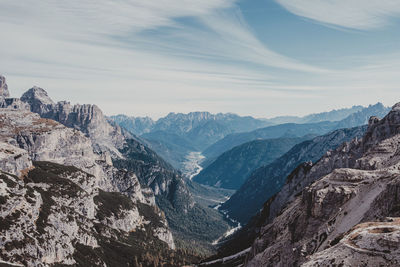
[0,75,9,98]
[0,98,30,110]
[0,162,175,266]
[302,218,400,266]
[0,142,32,177]
[20,86,55,114]
[0,108,176,252]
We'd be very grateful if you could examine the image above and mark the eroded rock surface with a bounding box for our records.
[302,218,400,266]
[0,162,175,266]
[0,75,9,98]
[0,82,178,265]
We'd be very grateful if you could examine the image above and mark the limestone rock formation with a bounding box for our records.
[0,161,175,266]
[21,88,126,158]
[0,142,32,177]
[0,81,179,265]
[0,75,9,98]
[20,86,55,114]
[302,218,400,266]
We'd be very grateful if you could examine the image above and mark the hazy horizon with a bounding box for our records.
[3,76,395,120]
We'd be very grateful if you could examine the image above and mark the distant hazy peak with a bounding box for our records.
[267,104,366,124]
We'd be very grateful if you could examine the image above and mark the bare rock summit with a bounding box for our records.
[0,75,10,98]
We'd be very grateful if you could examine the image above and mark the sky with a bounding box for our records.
[1,0,400,119]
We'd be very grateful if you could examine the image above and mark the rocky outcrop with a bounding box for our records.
[0,161,177,266]
[242,103,400,266]
[20,86,55,114]
[0,75,9,98]
[0,106,176,262]
[0,109,110,188]
[18,87,182,206]
[0,142,32,177]
[1,98,30,110]
[20,90,127,158]
[302,218,400,266]
[0,76,30,111]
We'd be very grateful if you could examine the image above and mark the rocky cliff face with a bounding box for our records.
[0,80,182,265]
[0,161,177,266]
[0,142,32,177]
[302,218,400,266]
[242,103,400,266]
[19,87,188,202]
[21,87,127,158]
[0,75,9,98]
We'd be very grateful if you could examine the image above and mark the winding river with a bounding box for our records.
[181,151,205,180]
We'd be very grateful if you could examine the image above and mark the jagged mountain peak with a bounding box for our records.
[362,101,400,151]
[21,86,55,105]
[392,101,400,111]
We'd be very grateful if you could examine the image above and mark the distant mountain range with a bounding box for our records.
[111,104,389,172]
[110,112,272,169]
[266,105,364,124]
[203,103,390,160]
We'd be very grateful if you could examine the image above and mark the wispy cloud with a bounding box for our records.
[0,0,399,119]
[0,0,326,118]
[0,0,235,35]
[275,0,400,30]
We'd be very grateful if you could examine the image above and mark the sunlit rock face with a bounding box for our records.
[302,218,400,266]
[0,78,177,266]
[21,87,127,158]
[0,111,175,266]
[0,162,175,266]
[0,142,32,177]
[0,75,9,98]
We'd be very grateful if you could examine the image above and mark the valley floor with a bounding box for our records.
[181,152,205,180]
